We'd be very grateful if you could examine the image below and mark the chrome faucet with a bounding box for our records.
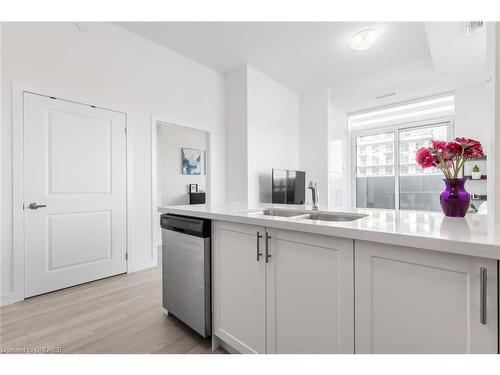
[308,180,319,210]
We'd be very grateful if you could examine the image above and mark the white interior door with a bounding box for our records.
[24,92,127,297]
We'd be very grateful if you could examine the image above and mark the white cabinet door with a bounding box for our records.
[213,221,266,353]
[24,93,127,297]
[266,228,354,353]
[355,240,498,354]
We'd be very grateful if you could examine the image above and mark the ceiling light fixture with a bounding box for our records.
[349,28,383,51]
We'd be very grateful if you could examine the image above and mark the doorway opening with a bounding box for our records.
[152,121,211,255]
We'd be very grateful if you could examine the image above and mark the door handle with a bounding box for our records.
[256,232,263,261]
[265,232,272,263]
[480,267,487,325]
[28,203,47,210]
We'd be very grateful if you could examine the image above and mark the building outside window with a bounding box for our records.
[349,95,454,211]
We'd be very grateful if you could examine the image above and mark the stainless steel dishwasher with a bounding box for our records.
[160,214,211,338]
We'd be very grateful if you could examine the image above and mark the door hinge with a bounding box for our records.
[124,127,127,135]
[125,253,128,260]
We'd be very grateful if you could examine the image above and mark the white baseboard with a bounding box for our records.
[219,338,239,354]
[0,291,23,307]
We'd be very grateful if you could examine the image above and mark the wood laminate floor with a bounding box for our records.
[0,267,225,354]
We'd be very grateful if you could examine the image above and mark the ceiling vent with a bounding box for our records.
[460,21,484,36]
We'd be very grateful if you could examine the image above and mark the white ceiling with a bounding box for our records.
[118,22,431,92]
[330,22,489,112]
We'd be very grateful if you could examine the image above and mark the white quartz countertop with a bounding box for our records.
[158,203,500,259]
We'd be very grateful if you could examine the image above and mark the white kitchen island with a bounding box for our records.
[158,204,500,354]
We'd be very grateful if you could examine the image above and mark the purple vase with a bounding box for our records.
[440,178,470,217]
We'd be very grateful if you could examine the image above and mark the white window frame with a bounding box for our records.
[350,116,454,210]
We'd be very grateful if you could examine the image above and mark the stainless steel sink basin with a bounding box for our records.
[302,213,367,222]
[250,209,367,221]
[260,209,304,217]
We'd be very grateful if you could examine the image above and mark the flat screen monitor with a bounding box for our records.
[272,169,305,204]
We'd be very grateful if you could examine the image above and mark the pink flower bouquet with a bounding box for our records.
[415,137,484,179]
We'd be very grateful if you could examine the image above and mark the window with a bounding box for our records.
[355,132,395,209]
[350,95,454,211]
[398,125,448,211]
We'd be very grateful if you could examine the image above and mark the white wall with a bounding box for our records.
[0,23,3,300]
[454,82,491,154]
[1,22,225,304]
[491,22,500,221]
[225,67,248,204]
[453,82,493,210]
[225,65,300,205]
[157,123,207,206]
[247,66,299,205]
[328,102,349,208]
[299,87,330,208]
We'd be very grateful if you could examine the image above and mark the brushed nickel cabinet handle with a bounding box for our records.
[480,267,487,325]
[256,232,263,261]
[265,232,272,263]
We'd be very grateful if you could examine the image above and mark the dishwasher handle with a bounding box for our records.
[170,226,187,234]
[160,214,211,238]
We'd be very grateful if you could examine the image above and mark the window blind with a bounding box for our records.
[348,95,455,131]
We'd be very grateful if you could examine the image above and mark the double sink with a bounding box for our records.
[251,208,367,222]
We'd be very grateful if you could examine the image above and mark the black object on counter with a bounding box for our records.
[189,192,206,205]
[272,168,305,204]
